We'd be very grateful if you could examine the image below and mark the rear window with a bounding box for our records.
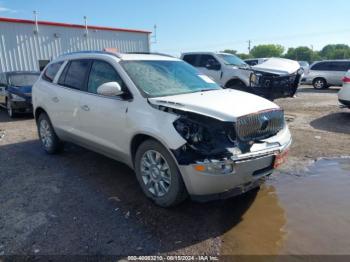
[9,74,39,87]
[312,61,350,71]
[42,62,63,82]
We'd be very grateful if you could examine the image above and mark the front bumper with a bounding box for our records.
[178,136,291,199]
[9,100,33,112]
[250,72,301,99]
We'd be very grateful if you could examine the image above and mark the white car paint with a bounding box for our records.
[33,51,292,204]
[338,70,350,108]
[149,89,279,121]
[252,58,300,75]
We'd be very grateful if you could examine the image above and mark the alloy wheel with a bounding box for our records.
[39,119,53,149]
[314,79,325,89]
[140,150,171,197]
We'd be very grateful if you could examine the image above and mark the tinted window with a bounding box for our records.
[183,55,198,66]
[198,55,219,67]
[332,62,349,71]
[88,60,123,94]
[246,60,258,66]
[60,60,91,90]
[42,62,63,82]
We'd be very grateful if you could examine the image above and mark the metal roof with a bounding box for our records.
[0,16,151,34]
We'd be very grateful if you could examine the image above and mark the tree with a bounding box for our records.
[237,53,253,60]
[250,44,285,58]
[284,46,314,62]
[222,49,237,55]
[319,44,350,59]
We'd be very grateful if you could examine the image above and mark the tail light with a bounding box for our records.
[342,76,350,83]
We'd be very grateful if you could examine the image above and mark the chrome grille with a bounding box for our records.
[236,109,285,142]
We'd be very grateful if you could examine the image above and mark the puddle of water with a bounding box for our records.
[221,158,350,255]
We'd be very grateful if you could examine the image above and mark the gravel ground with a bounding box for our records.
[0,85,349,258]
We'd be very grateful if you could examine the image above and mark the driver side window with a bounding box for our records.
[198,55,220,70]
[88,60,124,94]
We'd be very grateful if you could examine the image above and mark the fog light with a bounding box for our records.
[194,160,235,175]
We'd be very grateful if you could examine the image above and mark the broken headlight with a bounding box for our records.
[250,72,261,87]
[173,117,212,148]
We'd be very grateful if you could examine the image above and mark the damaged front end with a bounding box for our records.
[249,70,302,100]
[165,106,286,169]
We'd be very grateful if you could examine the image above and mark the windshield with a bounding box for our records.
[9,73,39,87]
[121,60,221,97]
[217,54,247,66]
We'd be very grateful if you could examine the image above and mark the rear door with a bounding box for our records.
[47,59,91,138]
[76,59,130,160]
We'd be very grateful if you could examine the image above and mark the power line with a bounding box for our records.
[157,28,350,53]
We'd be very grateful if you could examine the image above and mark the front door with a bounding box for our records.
[197,55,222,83]
[77,59,130,160]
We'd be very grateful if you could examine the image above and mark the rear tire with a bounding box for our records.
[134,139,188,207]
[313,78,327,89]
[37,113,63,154]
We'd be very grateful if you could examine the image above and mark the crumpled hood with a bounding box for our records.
[148,89,279,121]
[252,58,300,75]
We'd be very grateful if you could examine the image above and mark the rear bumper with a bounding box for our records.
[178,137,291,199]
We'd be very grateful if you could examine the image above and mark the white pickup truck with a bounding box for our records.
[181,52,302,100]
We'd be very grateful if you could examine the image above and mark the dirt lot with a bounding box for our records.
[0,85,350,258]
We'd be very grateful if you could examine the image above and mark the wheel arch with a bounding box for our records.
[34,107,47,122]
[225,77,248,88]
[130,133,182,169]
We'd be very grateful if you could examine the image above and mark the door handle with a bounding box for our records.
[52,97,59,103]
[81,105,90,111]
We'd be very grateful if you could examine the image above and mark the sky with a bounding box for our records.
[1,0,349,56]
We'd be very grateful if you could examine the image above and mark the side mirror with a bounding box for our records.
[97,82,123,97]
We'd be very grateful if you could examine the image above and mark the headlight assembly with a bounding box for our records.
[250,72,261,87]
[173,117,212,146]
[10,94,26,102]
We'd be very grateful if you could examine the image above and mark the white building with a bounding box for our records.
[0,17,151,72]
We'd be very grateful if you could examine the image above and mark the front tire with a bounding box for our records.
[37,113,63,154]
[134,139,188,207]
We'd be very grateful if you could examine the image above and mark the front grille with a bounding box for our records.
[236,109,285,142]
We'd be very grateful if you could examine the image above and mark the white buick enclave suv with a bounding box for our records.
[33,51,292,207]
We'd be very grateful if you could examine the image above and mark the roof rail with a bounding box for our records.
[125,52,174,58]
[59,50,122,59]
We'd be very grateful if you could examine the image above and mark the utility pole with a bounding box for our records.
[248,40,251,54]
[151,24,157,44]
